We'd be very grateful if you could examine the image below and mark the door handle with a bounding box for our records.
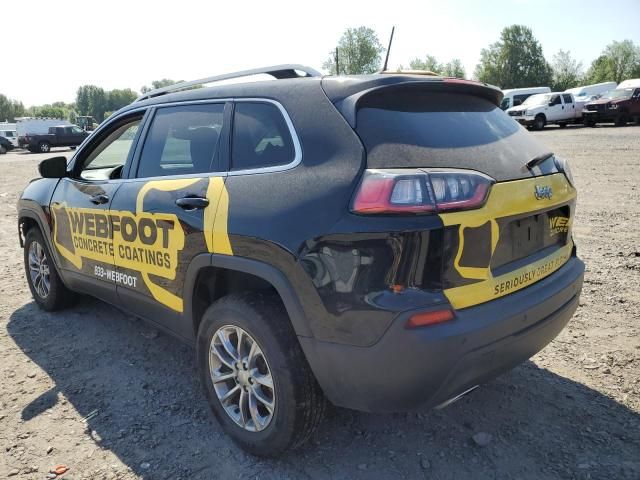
[175,197,209,210]
[89,194,109,205]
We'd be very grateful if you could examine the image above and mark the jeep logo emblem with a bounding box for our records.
[534,185,553,200]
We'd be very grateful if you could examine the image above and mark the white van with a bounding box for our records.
[0,122,19,147]
[500,87,551,110]
[617,78,640,89]
[16,118,71,136]
[565,82,616,102]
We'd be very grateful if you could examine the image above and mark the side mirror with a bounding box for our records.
[38,156,68,178]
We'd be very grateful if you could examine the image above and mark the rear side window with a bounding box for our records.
[562,94,573,104]
[137,103,224,178]
[231,102,295,171]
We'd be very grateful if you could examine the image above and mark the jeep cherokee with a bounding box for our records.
[17,64,584,457]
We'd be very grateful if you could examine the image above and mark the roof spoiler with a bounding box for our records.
[135,64,322,102]
[334,78,503,128]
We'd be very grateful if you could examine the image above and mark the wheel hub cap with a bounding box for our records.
[209,325,275,432]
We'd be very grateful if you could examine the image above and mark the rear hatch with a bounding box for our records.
[333,78,576,309]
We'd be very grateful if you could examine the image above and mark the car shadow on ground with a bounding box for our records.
[7,298,640,480]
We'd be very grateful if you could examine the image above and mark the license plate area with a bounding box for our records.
[491,206,570,274]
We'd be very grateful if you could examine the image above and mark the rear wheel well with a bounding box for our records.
[192,267,280,335]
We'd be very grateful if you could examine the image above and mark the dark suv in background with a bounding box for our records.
[18,65,584,456]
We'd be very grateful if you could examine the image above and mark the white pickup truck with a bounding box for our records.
[506,92,587,130]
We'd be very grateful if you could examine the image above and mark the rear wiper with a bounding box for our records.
[526,152,554,170]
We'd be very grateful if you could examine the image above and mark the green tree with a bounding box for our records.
[0,94,26,122]
[75,86,91,116]
[409,55,442,73]
[474,25,552,88]
[441,59,466,78]
[31,105,67,119]
[323,27,385,74]
[586,40,640,84]
[551,49,583,91]
[408,56,466,78]
[107,88,137,111]
[140,79,182,94]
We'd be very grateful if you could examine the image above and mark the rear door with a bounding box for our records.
[49,112,146,303]
[109,102,231,339]
[562,94,575,119]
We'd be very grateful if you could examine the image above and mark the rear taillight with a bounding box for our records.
[351,169,494,215]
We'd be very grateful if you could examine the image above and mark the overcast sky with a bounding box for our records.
[3,0,639,106]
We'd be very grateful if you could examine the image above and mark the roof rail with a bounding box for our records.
[135,64,322,102]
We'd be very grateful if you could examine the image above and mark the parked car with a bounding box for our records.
[17,64,584,456]
[0,135,15,154]
[565,81,617,103]
[20,125,89,153]
[506,92,586,129]
[0,122,19,147]
[583,85,640,127]
[500,86,551,110]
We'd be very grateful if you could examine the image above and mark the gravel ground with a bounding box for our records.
[1,125,639,480]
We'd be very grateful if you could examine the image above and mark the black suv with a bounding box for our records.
[17,65,584,456]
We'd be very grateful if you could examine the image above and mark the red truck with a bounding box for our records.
[583,84,640,127]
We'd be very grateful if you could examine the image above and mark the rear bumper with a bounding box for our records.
[300,256,584,412]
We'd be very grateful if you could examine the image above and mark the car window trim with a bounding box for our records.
[228,98,302,176]
[69,110,150,183]
[129,100,231,180]
[70,96,301,180]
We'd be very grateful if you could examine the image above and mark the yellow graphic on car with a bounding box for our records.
[438,173,576,309]
[52,177,232,313]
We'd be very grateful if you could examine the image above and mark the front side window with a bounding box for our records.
[72,126,84,134]
[137,104,224,178]
[231,102,295,171]
[549,95,561,106]
[79,119,141,180]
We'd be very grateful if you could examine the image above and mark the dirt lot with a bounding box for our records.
[1,125,639,480]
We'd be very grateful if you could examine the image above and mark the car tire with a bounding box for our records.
[23,228,77,311]
[0,145,6,154]
[614,113,627,127]
[196,292,326,457]
[38,141,51,153]
[583,118,596,127]
[533,114,546,130]
[558,122,567,128]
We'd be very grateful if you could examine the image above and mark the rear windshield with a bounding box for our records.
[356,90,549,181]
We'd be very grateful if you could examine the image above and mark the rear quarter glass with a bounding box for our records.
[356,90,550,181]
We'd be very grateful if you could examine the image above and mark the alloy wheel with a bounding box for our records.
[28,241,50,298]
[209,325,275,432]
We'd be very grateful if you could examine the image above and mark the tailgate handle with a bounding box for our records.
[175,196,209,210]
[89,194,109,205]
